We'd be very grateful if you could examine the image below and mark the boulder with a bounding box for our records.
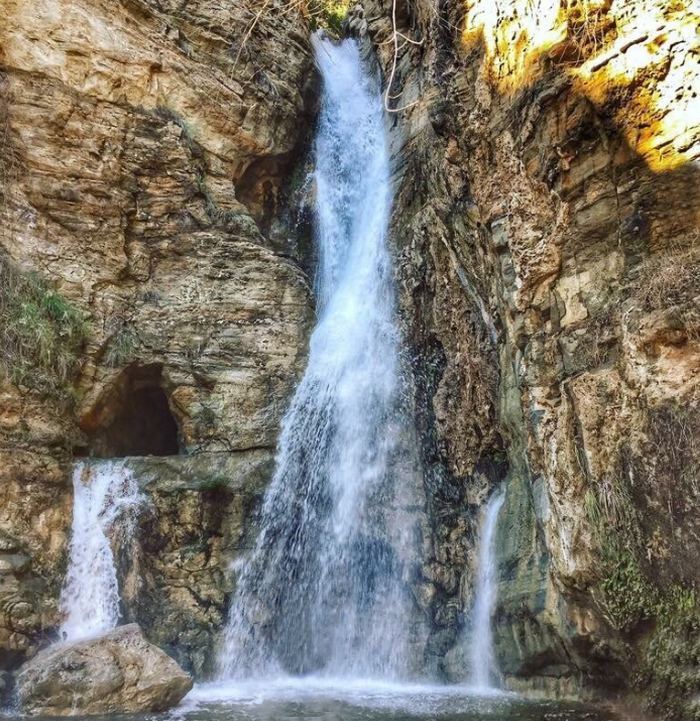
[16,624,192,716]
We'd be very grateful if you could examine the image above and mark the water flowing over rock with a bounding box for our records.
[361,0,699,715]
[59,461,142,642]
[0,0,315,674]
[16,623,192,716]
[1,0,698,717]
[218,34,421,680]
[468,491,505,690]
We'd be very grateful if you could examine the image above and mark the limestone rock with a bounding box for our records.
[0,0,315,669]
[16,624,192,716]
[120,452,275,676]
[363,0,699,714]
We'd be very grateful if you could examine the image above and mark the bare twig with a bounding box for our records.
[231,0,273,71]
[384,0,423,113]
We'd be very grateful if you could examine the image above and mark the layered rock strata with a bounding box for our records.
[357,0,699,716]
[0,0,315,675]
[1,0,699,718]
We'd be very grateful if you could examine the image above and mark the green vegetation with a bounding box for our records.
[103,323,138,368]
[642,588,700,720]
[600,542,699,719]
[307,1,350,34]
[599,544,657,632]
[197,476,230,492]
[585,483,654,635]
[0,259,87,401]
[584,405,699,720]
[196,404,217,431]
[585,528,699,720]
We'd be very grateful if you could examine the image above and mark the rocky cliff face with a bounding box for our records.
[357,0,698,716]
[1,0,698,717]
[0,0,315,680]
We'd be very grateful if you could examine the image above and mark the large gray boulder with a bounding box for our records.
[16,624,193,716]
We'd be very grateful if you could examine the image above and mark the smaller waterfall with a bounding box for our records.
[468,490,505,691]
[59,460,141,642]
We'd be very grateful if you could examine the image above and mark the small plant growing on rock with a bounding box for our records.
[584,399,699,719]
[103,324,138,368]
[599,545,656,632]
[307,1,350,33]
[196,404,218,432]
[198,476,230,492]
[0,259,87,401]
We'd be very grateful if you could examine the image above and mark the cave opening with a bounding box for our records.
[80,364,181,458]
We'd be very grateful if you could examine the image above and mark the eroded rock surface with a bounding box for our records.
[2,0,698,718]
[16,623,192,716]
[122,452,273,676]
[359,0,699,715]
[0,0,315,670]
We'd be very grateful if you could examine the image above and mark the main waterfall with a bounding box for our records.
[218,34,417,680]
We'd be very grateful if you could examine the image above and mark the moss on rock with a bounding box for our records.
[307,1,350,34]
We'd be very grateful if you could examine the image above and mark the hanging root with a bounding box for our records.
[384,0,424,113]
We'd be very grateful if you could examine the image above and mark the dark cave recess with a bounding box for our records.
[77,364,181,458]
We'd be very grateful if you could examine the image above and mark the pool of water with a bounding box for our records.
[12,678,615,721]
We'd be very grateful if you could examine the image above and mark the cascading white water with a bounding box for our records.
[218,34,416,680]
[468,490,505,690]
[59,460,141,642]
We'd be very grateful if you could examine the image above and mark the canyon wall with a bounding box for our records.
[357,0,698,716]
[1,0,698,717]
[0,0,315,681]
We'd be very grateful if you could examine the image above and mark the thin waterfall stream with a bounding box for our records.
[468,491,505,690]
[37,31,620,721]
[59,460,141,642]
[182,30,609,721]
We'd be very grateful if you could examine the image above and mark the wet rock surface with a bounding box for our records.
[1,0,698,718]
[0,0,315,675]
[121,452,274,676]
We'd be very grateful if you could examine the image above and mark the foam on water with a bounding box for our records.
[185,676,508,717]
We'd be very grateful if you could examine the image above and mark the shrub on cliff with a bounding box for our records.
[0,258,87,401]
[306,0,350,33]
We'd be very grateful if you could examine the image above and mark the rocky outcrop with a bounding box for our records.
[121,452,273,676]
[2,0,698,718]
[0,0,315,672]
[16,623,192,715]
[358,0,699,716]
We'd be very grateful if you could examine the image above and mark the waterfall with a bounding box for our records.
[218,34,417,680]
[468,491,505,690]
[59,460,141,642]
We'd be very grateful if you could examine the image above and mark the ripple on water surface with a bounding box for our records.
[20,679,616,721]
